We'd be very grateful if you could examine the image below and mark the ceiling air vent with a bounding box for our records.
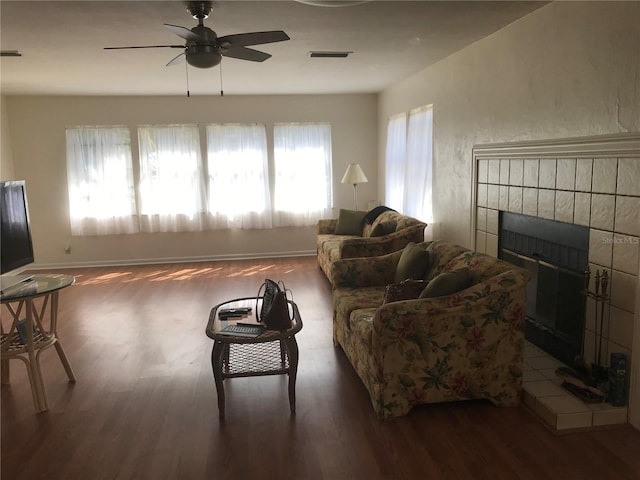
[309,51,352,58]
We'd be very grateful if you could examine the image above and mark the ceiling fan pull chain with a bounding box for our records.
[219,62,224,97]
[185,60,190,98]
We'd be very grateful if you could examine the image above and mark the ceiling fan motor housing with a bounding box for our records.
[186,24,221,68]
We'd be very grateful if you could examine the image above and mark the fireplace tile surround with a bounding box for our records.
[472,133,640,427]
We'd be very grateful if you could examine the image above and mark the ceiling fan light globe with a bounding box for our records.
[186,47,222,68]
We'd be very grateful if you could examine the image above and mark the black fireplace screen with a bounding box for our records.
[499,212,589,366]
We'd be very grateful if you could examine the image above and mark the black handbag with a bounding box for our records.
[256,279,293,331]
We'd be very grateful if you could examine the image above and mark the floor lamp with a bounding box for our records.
[341,163,368,210]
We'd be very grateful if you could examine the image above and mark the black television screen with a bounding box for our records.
[0,180,35,274]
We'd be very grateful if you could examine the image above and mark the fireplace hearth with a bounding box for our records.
[499,212,589,367]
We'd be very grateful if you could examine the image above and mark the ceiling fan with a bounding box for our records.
[104,1,290,69]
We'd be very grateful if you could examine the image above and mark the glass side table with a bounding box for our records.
[205,296,302,419]
[1,273,76,412]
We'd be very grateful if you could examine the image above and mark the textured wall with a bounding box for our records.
[378,1,640,247]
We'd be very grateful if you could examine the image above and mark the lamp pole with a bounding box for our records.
[352,183,359,210]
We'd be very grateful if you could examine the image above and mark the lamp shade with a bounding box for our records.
[341,163,368,184]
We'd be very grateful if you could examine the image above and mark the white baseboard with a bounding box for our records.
[29,250,316,270]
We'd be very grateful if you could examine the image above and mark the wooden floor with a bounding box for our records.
[2,257,639,480]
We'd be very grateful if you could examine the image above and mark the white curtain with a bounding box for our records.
[206,124,272,229]
[273,123,333,227]
[66,127,138,236]
[404,106,433,222]
[137,125,205,232]
[384,113,407,212]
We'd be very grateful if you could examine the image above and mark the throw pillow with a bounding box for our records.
[334,209,367,235]
[383,279,428,304]
[395,242,431,283]
[370,220,397,237]
[419,267,471,298]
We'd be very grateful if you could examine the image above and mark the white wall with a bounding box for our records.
[0,96,15,180]
[378,1,640,248]
[6,94,377,267]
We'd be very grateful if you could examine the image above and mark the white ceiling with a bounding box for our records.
[0,0,545,96]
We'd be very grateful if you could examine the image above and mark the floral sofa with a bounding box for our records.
[317,208,426,283]
[330,240,531,419]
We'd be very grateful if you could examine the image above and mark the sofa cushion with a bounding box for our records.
[334,286,386,329]
[335,209,367,235]
[419,267,472,298]
[369,220,397,237]
[395,242,431,282]
[383,279,428,304]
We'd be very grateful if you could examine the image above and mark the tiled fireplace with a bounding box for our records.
[472,133,640,431]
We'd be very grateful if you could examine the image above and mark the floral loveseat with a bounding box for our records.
[317,207,426,283]
[330,240,531,419]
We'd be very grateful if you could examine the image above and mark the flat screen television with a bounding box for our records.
[1,180,35,281]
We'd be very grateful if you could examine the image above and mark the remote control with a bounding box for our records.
[219,307,252,315]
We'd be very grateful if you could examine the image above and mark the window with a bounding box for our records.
[206,124,271,229]
[273,123,333,227]
[66,122,334,235]
[384,105,433,222]
[384,113,407,212]
[66,127,138,235]
[137,125,205,232]
[404,106,433,222]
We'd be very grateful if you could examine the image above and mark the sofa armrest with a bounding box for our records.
[339,223,426,259]
[317,218,338,235]
[330,250,403,288]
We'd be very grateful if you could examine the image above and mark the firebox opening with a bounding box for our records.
[499,212,589,367]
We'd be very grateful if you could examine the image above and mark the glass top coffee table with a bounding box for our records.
[205,296,302,419]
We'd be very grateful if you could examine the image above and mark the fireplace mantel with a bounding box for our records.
[470,132,640,429]
[471,133,640,160]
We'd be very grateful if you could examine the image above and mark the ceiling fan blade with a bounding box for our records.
[222,46,271,62]
[166,52,186,67]
[104,45,185,50]
[1,50,22,57]
[217,31,290,48]
[164,24,205,42]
